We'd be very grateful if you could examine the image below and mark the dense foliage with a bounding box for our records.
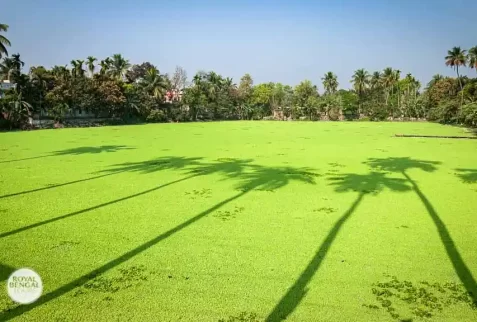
[0,24,476,129]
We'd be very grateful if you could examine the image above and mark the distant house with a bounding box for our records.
[0,80,16,98]
[164,89,183,103]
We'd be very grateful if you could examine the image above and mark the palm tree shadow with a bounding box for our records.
[0,159,318,321]
[455,168,477,184]
[0,145,134,164]
[51,145,135,156]
[0,263,16,282]
[0,157,204,239]
[366,157,477,305]
[0,156,200,200]
[266,172,410,321]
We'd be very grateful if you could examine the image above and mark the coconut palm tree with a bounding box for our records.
[109,54,130,81]
[0,23,11,58]
[2,92,32,129]
[445,46,467,104]
[351,69,369,115]
[0,57,15,81]
[223,77,236,92]
[381,67,394,106]
[468,46,477,73]
[427,74,444,88]
[29,66,49,120]
[86,56,96,77]
[321,72,339,94]
[0,54,23,82]
[141,67,167,99]
[370,71,381,90]
[351,69,369,95]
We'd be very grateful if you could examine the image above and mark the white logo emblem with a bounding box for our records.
[7,268,43,304]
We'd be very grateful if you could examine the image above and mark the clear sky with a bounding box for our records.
[1,0,476,88]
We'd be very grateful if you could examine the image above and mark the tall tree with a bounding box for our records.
[109,54,131,81]
[51,65,70,82]
[86,56,97,77]
[445,46,467,104]
[370,71,381,90]
[294,80,318,108]
[0,57,16,81]
[99,58,112,76]
[125,62,156,83]
[381,67,395,106]
[75,59,85,77]
[321,72,339,94]
[468,46,477,73]
[170,66,187,90]
[0,54,24,82]
[0,23,11,58]
[141,67,167,99]
[29,66,50,115]
[427,74,444,88]
[351,69,369,114]
[70,60,78,78]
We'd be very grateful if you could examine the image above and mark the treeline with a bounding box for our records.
[0,23,476,129]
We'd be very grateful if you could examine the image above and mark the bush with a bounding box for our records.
[459,103,477,127]
[146,109,167,123]
[328,107,341,121]
[428,99,460,124]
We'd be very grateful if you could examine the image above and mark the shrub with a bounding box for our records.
[459,103,477,127]
[328,106,341,121]
[146,109,167,123]
[428,99,460,124]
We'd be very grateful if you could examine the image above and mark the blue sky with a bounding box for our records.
[1,0,476,88]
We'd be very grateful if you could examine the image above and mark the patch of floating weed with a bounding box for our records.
[214,206,245,221]
[218,312,260,322]
[363,275,477,320]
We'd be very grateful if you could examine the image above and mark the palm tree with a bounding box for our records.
[224,77,235,88]
[321,72,339,94]
[109,54,130,81]
[351,69,369,115]
[30,66,48,111]
[427,74,444,88]
[370,71,381,90]
[86,56,97,77]
[141,67,167,99]
[393,69,401,112]
[0,57,15,81]
[99,58,111,76]
[75,60,85,77]
[0,23,11,58]
[2,92,32,129]
[445,46,467,104]
[51,65,70,82]
[0,54,23,82]
[381,67,394,106]
[70,60,78,78]
[468,46,477,73]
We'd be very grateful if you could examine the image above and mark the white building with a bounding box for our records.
[0,80,16,98]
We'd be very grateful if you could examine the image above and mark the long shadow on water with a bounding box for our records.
[266,171,410,321]
[0,158,318,320]
[367,157,477,304]
[0,145,134,164]
[0,156,201,200]
[0,157,205,238]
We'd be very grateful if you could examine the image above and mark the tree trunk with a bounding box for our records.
[456,66,464,106]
